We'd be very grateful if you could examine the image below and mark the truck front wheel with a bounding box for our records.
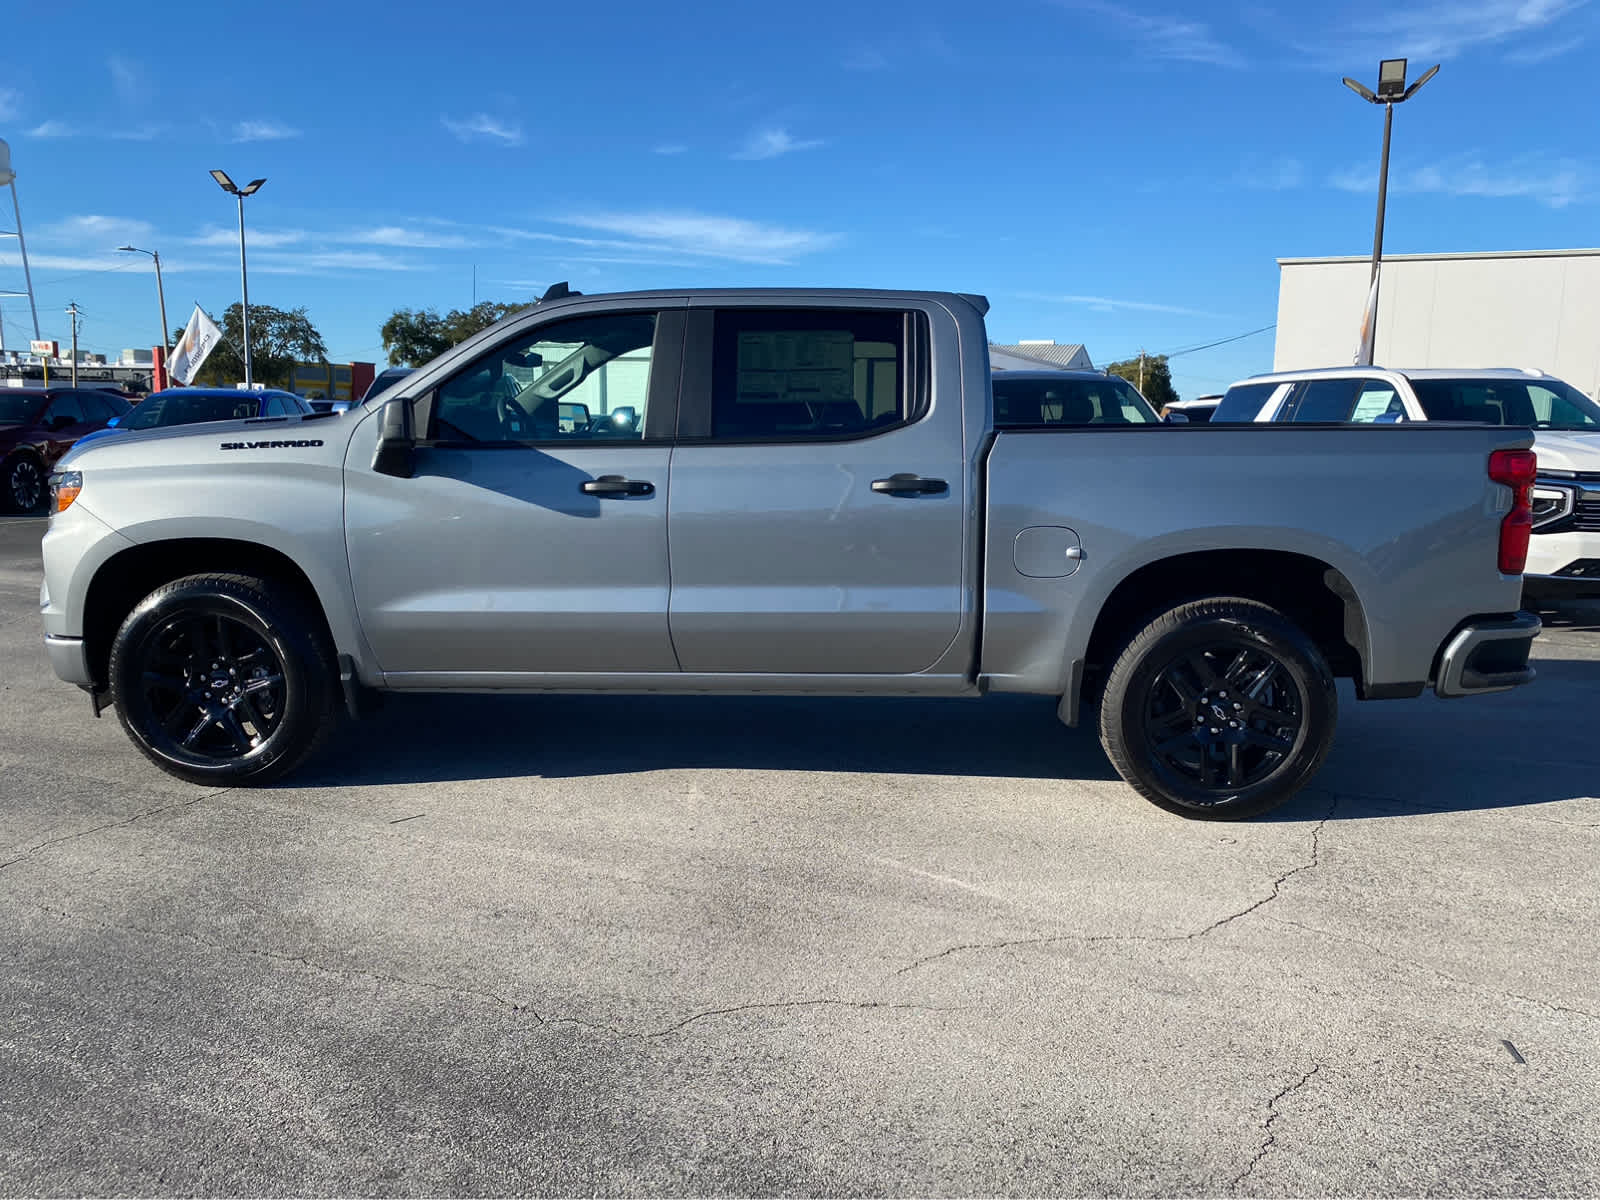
[108,573,338,786]
[1097,597,1337,820]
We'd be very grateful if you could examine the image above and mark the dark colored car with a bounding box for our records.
[0,386,132,511]
[73,387,315,451]
[360,366,416,405]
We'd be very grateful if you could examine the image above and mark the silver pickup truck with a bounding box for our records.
[39,288,1540,819]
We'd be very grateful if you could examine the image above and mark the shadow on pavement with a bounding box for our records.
[287,692,1126,788]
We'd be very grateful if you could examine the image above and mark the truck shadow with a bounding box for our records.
[294,692,1122,786]
[285,670,1600,822]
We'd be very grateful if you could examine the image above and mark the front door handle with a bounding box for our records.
[580,475,655,497]
[871,473,948,497]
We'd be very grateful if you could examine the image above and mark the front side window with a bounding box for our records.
[432,312,657,443]
[76,392,115,423]
[43,393,87,427]
[1349,380,1403,422]
[1410,378,1600,430]
[711,310,906,439]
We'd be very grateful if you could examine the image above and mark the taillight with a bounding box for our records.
[1489,449,1537,574]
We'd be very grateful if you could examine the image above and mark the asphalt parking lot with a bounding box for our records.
[1,513,1597,1197]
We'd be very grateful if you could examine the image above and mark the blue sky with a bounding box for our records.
[1,0,1597,398]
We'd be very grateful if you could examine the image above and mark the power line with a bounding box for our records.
[1165,323,1277,359]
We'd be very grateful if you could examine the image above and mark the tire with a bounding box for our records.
[107,573,338,786]
[1097,597,1337,820]
[3,453,46,513]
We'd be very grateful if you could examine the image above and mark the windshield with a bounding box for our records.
[122,392,260,430]
[993,376,1159,426]
[1410,377,1600,431]
[0,394,46,426]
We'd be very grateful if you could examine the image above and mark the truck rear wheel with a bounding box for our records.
[1097,597,1337,820]
[108,573,338,786]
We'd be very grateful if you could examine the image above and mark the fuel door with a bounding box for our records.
[1014,526,1084,578]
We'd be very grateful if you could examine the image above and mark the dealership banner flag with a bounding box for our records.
[169,305,224,384]
[1353,271,1379,365]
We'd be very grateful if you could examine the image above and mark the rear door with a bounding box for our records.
[666,303,967,675]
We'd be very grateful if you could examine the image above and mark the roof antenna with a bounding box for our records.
[540,281,581,303]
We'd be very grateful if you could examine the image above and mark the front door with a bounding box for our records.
[345,307,683,679]
[666,304,968,676]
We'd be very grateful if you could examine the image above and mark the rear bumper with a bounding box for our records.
[1433,612,1540,699]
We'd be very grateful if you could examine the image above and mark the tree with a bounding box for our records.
[1106,353,1179,409]
[173,303,328,389]
[380,301,525,366]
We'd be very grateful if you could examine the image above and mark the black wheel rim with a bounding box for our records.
[1141,642,1304,802]
[10,459,42,510]
[130,610,287,766]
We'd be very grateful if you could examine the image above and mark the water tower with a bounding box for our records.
[0,138,42,350]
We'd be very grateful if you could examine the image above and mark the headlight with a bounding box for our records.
[48,470,82,514]
[1530,482,1575,530]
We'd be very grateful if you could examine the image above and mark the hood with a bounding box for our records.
[1531,430,1600,473]
[71,426,128,449]
[56,409,343,472]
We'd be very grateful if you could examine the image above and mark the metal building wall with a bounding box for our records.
[1274,250,1600,397]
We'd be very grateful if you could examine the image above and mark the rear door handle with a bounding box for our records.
[580,475,655,497]
[871,473,948,497]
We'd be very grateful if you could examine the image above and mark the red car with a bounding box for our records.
[0,386,133,512]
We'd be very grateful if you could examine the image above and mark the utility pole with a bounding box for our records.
[1138,349,1146,394]
[67,301,80,385]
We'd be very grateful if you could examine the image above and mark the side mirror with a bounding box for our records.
[372,396,415,478]
[106,416,121,427]
[1164,412,1190,423]
[49,414,76,431]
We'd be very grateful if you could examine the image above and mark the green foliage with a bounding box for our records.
[1106,354,1179,409]
[380,301,525,367]
[175,303,328,389]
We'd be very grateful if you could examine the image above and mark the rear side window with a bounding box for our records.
[1211,382,1279,422]
[1282,378,1361,423]
[711,310,907,439]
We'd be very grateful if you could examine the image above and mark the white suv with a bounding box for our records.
[1213,366,1600,607]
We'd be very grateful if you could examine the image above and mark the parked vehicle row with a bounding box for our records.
[40,287,1538,821]
[0,386,132,511]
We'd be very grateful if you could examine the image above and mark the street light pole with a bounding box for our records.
[209,170,267,388]
[117,245,171,379]
[1342,59,1439,366]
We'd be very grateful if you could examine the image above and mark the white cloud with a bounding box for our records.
[232,120,300,142]
[1237,156,1305,191]
[1019,291,1219,317]
[253,250,422,275]
[0,88,19,121]
[441,113,524,145]
[1329,151,1590,208]
[36,214,157,246]
[27,120,74,138]
[108,55,147,104]
[1505,33,1585,62]
[555,211,843,263]
[732,127,825,161]
[652,142,689,155]
[188,226,307,249]
[1061,0,1245,67]
[111,123,167,141]
[347,226,473,249]
[1301,0,1585,62]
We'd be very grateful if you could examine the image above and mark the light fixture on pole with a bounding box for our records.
[1342,58,1439,366]
[117,245,171,382]
[209,169,267,387]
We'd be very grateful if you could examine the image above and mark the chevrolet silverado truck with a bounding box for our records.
[39,288,1541,818]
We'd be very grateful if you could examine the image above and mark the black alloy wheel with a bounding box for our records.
[1141,644,1303,795]
[6,456,44,512]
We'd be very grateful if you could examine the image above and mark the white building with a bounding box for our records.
[1274,248,1600,397]
[990,340,1094,371]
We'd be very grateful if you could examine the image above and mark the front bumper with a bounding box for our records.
[43,634,94,687]
[1434,611,1540,699]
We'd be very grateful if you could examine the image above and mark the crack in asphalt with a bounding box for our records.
[30,902,961,1040]
[1265,917,1600,1026]
[0,788,231,873]
[1228,1062,1322,1191]
[894,799,1337,978]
